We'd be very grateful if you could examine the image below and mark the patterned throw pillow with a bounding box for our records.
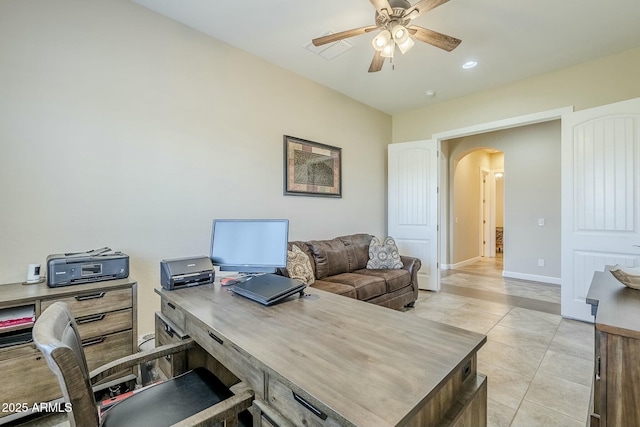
[287,245,315,285]
[366,236,404,269]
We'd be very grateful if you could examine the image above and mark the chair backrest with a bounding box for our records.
[33,301,100,427]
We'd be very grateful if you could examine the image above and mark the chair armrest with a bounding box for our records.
[90,339,197,385]
[170,383,254,427]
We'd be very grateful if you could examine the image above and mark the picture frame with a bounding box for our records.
[283,135,342,198]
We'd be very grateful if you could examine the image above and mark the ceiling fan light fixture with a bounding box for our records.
[381,40,395,58]
[391,24,410,44]
[396,36,415,54]
[371,30,392,52]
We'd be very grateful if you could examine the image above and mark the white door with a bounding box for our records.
[561,97,640,321]
[388,140,439,291]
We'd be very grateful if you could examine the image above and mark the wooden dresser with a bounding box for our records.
[586,270,640,427]
[0,279,137,423]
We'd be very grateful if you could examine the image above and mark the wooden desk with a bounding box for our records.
[156,282,486,426]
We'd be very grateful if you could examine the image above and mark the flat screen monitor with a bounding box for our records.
[209,219,289,274]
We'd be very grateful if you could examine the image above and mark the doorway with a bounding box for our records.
[434,107,570,281]
[449,148,504,269]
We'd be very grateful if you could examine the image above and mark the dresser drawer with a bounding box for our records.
[267,377,341,427]
[185,315,263,396]
[75,308,132,339]
[83,329,133,371]
[155,313,188,378]
[160,297,186,330]
[42,288,132,318]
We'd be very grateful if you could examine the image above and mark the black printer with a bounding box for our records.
[47,247,129,287]
[160,256,214,290]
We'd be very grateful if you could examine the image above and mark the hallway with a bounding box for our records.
[409,257,592,427]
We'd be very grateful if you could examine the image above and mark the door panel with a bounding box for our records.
[561,98,640,321]
[388,140,439,291]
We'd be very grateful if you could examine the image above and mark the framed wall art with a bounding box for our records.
[283,135,342,198]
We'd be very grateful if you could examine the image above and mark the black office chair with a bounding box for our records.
[33,301,253,427]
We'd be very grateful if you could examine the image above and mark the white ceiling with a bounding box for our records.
[133,0,640,115]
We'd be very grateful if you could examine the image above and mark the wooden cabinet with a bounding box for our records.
[0,279,137,422]
[587,271,640,427]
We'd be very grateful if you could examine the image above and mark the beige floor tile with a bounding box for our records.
[479,361,530,410]
[439,307,504,334]
[498,306,561,335]
[487,398,516,427]
[548,333,593,362]
[461,299,512,316]
[479,340,544,380]
[511,400,584,427]
[524,373,591,422]
[537,349,593,387]
[549,318,594,361]
[487,324,553,358]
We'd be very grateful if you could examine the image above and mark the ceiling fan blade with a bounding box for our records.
[403,0,450,20]
[370,0,394,19]
[368,50,385,73]
[312,26,378,47]
[408,26,461,51]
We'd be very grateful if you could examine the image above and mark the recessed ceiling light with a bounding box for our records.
[462,61,478,69]
[425,90,436,98]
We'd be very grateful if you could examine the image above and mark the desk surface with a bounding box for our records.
[587,270,640,339]
[156,284,486,426]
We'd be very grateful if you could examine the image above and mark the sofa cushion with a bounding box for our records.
[307,239,350,279]
[337,234,373,272]
[355,268,411,293]
[367,236,404,270]
[278,241,316,278]
[286,245,315,285]
[310,280,357,299]
[323,273,386,300]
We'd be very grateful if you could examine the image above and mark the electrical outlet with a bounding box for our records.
[538,259,545,267]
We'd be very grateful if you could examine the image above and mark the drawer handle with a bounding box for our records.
[167,302,176,310]
[82,336,106,347]
[75,292,106,301]
[208,331,223,345]
[77,314,106,324]
[292,392,327,420]
[164,324,174,338]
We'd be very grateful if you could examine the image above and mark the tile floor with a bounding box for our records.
[13,255,594,427]
[406,255,594,427]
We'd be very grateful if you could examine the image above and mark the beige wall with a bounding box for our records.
[392,47,640,143]
[0,0,391,335]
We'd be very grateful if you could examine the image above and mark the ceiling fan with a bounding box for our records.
[312,0,461,72]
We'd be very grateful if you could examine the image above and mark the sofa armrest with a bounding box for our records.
[400,256,422,300]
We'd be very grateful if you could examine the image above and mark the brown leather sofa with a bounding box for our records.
[280,234,421,310]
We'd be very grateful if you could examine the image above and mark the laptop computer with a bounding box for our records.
[231,274,306,306]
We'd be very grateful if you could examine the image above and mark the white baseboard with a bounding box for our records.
[502,270,561,285]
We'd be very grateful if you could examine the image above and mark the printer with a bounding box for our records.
[160,256,215,290]
[47,247,129,288]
